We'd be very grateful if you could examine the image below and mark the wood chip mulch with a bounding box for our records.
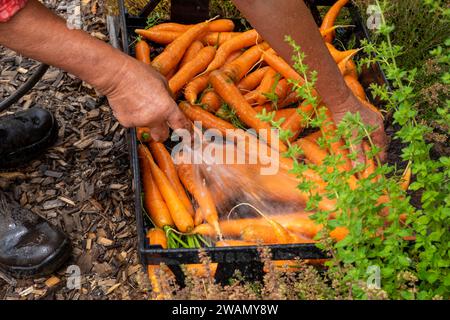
[0,1,150,300]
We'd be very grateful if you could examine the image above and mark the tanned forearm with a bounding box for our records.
[0,0,190,141]
[232,0,355,114]
[0,0,129,95]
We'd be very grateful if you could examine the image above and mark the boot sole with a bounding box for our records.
[0,111,59,169]
[0,237,71,278]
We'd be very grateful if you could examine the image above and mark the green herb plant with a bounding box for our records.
[256,1,448,299]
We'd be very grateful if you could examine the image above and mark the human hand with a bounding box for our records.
[331,93,387,166]
[101,55,191,142]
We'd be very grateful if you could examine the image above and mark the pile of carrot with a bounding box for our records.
[133,1,405,267]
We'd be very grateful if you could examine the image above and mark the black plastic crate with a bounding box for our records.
[116,0,389,282]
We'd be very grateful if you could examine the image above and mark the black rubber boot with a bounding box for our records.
[0,106,58,168]
[0,192,71,278]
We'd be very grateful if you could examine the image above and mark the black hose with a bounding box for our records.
[0,63,49,113]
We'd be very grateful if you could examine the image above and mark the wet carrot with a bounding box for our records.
[241,223,298,244]
[140,145,194,233]
[177,163,221,238]
[152,21,210,76]
[209,70,287,153]
[138,145,174,229]
[169,46,216,94]
[149,141,195,217]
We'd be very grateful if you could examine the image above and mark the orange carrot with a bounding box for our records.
[184,73,210,104]
[195,212,312,238]
[253,103,275,114]
[344,75,366,100]
[205,29,262,73]
[136,127,151,142]
[274,78,290,103]
[145,22,190,33]
[303,130,323,143]
[145,19,234,35]
[135,30,181,44]
[208,19,235,32]
[194,208,204,226]
[262,49,305,87]
[224,50,243,64]
[237,66,270,92]
[321,108,352,171]
[320,0,350,43]
[338,55,358,79]
[209,70,287,153]
[279,90,300,108]
[280,103,314,141]
[140,145,194,232]
[147,228,168,249]
[138,145,174,229]
[165,68,176,81]
[169,46,216,94]
[152,21,210,76]
[202,32,240,46]
[149,141,195,217]
[222,43,270,82]
[294,137,329,166]
[177,163,221,237]
[274,108,296,121]
[179,101,235,134]
[147,266,164,300]
[361,141,376,180]
[255,67,278,105]
[216,240,257,247]
[400,163,412,191]
[325,42,358,64]
[135,39,151,65]
[329,227,349,241]
[200,90,223,113]
[241,222,314,244]
[179,40,204,68]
